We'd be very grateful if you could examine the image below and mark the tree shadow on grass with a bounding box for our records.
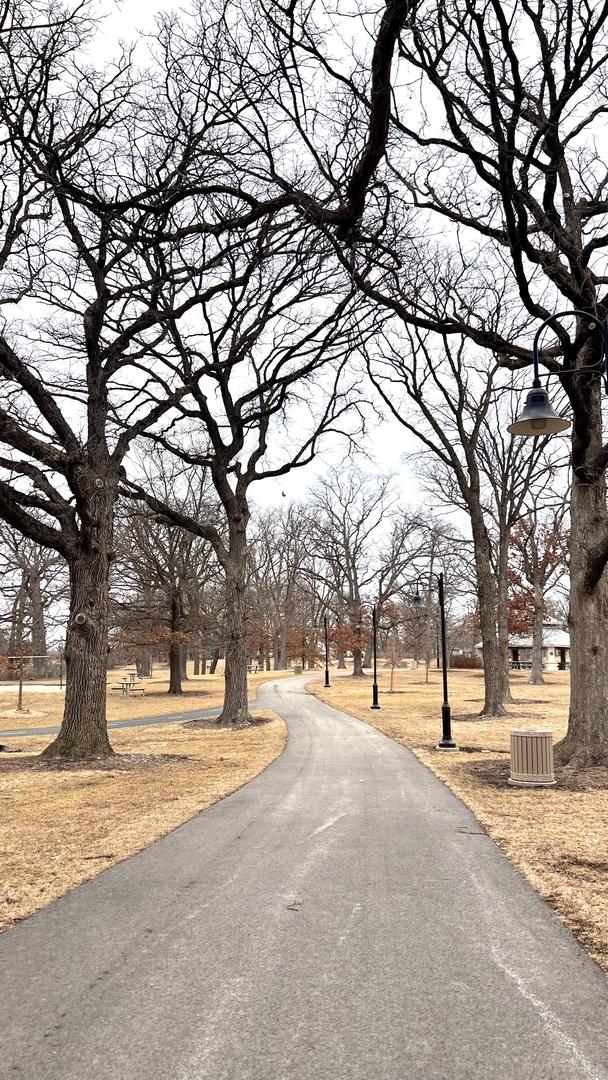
[462,757,608,790]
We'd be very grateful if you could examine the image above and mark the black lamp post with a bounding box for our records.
[359,601,381,709]
[323,614,331,689]
[509,310,608,437]
[411,574,457,750]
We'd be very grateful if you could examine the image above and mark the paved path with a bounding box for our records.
[2,677,608,1079]
[0,703,224,739]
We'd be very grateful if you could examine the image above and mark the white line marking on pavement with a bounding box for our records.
[490,946,607,1080]
[311,812,347,837]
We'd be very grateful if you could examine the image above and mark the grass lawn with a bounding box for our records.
[0,713,286,933]
[0,665,296,732]
[311,667,608,972]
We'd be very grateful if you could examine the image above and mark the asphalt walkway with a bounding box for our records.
[2,676,608,1078]
[0,703,223,739]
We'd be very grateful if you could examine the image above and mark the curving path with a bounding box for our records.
[2,676,608,1079]
[0,703,225,740]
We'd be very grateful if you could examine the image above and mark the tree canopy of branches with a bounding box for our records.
[315,0,608,762]
[0,0,407,755]
[128,231,373,724]
[367,328,560,713]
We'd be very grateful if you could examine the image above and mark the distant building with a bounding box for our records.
[476,620,570,671]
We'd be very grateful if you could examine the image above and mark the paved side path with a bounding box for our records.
[0,704,224,739]
[2,677,608,1079]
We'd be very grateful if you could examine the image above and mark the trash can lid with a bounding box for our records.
[510,728,553,736]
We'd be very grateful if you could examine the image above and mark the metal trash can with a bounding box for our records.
[509,729,556,787]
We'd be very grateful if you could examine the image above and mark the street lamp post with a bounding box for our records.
[436,573,455,749]
[324,614,331,689]
[508,310,608,437]
[411,573,457,750]
[359,601,381,710]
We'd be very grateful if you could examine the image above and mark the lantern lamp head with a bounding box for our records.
[507,385,571,437]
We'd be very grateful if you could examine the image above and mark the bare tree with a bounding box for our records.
[128,234,370,724]
[0,0,411,756]
[0,526,66,677]
[113,460,221,694]
[333,0,608,764]
[368,330,558,713]
[306,467,428,675]
[248,506,316,671]
[511,496,570,685]
[0,10,223,756]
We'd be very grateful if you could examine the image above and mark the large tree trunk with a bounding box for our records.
[469,503,509,716]
[180,647,189,680]
[30,569,47,678]
[168,643,183,694]
[167,592,183,694]
[42,541,113,759]
[7,583,26,680]
[137,651,152,678]
[529,581,545,686]
[216,513,252,726]
[274,627,288,669]
[496,531,514,703]
[337,646,346,669]
[209,648,220,674]
[352,643,365,676]
[557,390,608,765]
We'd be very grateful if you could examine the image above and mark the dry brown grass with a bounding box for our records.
[0,713,286,933]
[0,666,296,732]
[312,667,608,971]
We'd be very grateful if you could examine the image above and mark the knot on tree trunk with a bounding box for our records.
[72,612,97,639]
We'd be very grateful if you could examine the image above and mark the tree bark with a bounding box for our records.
[496,531,514,704]
[168,641,183,694]
[216,513,253,725]
[29,569,47,678]
[529,581,545,686]
[193,654,200,676]
[209,648,220,674]
[8,584,26,680]
[42,543,114,759]
[337,647,346,669]
[469,503,509,716]
[167,590,183,694]
[180,647,189,680]
[352,642,365,676]
[138,651,152,678]
[556,412,608,765]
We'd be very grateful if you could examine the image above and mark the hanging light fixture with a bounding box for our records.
[508,310,608,438]
[507,382,571,436]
